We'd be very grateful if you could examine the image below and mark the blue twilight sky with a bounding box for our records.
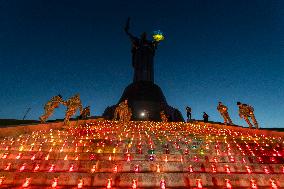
[0,0,283,128]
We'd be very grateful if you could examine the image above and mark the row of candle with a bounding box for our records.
[0,175,279,189]
[0,161,283,174]
[0,120,283,188]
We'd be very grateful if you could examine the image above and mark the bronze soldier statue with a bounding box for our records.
[237,102,259,129]
[121,100,132,122]
[39,94,64,123]
[114,99,132,122]
[79,106,90,119]
[113,101,125,121]
[125,107,132,122]
[113,107,120,121]
[63,94,83,125]
[217,102,233,125]
[160,111,168,122]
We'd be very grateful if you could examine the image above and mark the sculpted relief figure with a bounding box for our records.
[79,106,91,119]
[237,102,259,129]
[63,94,83,125]
[114,99,132,122]
[160,111,168,122]
[125,107,132,122]
[217,102,233,125]
[39,94,64,123]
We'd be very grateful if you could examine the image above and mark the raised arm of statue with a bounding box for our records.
[124,17,135,39]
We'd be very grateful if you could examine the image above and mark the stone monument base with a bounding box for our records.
[103,81,184,121]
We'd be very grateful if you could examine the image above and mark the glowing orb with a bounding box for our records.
[153,30,164,42]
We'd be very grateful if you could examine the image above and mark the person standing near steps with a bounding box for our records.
[186,106,192,121]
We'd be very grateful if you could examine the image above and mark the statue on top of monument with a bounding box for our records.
[124,17,164,83]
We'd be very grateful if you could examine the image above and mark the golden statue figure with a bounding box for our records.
[39,94,64,123]
[125,107,132,122]
[237,101,259,129]
[63,94,83,125]
[114,100,132,122]
[113,105,122,121]
[160,111,168,122]
[79,106,90,119]
[217,102,233,125]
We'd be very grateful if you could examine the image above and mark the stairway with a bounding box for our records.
[0,120,283,188]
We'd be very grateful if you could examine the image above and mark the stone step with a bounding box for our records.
[0,172,282,187]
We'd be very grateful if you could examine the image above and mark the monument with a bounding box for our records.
[103,18,184,121]
[0,18,283,188]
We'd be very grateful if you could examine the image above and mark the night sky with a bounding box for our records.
[0,0,283,128]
